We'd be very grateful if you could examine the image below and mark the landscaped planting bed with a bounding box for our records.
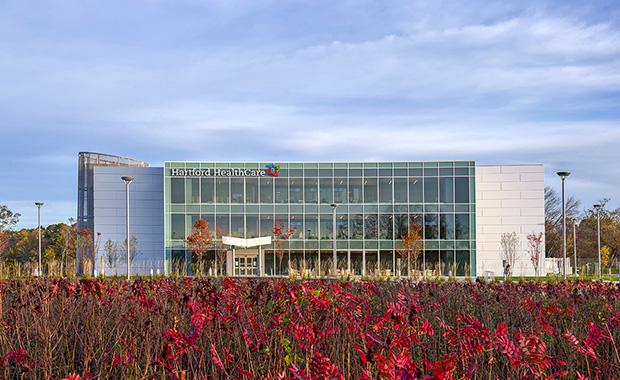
[1,278,619,379]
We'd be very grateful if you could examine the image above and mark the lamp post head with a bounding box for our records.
[35,202,44,207]
[121,176,134,184]
[556,172,571,180]
[330,204,338,209]
[594,204,603,213]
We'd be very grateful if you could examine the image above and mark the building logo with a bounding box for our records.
[267,164,280,177]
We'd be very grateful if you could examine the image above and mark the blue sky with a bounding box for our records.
[1,0,619,228]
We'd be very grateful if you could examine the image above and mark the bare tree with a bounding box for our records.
[545,186,581,259]
[527,232,544,278]
[122,236,143,268]
[60,218,76,276]
[103,238,121,276]
[500,232,520,278]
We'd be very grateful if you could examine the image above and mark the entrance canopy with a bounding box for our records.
[222,236,272,248]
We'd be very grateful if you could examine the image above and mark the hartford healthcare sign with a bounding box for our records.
[170,164,280,178]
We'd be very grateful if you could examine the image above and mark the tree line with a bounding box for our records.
[545,186,620,269]
[0,205,76,274]
[1,188,619,275]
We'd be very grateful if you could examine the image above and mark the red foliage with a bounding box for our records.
[1,279,620,378]
[185,219,214,259]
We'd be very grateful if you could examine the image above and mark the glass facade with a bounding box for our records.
[164,161,476,277]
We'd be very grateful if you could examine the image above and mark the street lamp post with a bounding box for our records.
[121,176,134,281]
[557,172,570,281]
[35,202,43,276]
[331,204,338,276]
[594,204,602,280]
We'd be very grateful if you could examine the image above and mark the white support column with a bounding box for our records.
[362,250,366,276]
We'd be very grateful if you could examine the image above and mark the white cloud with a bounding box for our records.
[1,0,620,225]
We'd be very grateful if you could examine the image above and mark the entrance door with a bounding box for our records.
[235,255,257,276]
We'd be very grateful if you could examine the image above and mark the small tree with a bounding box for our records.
[60,219,77,276]
[601,245,611,274]
[121,236,143,274]
[103,238,120,276]
[185,219,214,272]
[526,232,544,278]
[77,229,101,276]
[273,220,296,275]
[500,232,520,278]
[395,222,425,278]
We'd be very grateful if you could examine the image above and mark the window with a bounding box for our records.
[260,178,273,203]
[215,179,230,203]
[455,177,469,203]
[171,178,184,204]
[364,178,377,203]
[409,178,422,203]
[379,178,392,203]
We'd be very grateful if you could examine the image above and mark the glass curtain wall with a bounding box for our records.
[164,161,476,277]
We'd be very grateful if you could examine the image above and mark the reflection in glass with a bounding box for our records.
[171,178,184,204]
[455,177,469,203]
[319,178,333,204]
[216,215,229,235]
[349,178,363,203]
[336,215,348,239]
[304,178,318,204]
[379,214,393,239]
[260,178,273,203]
[231,215,244,237]
[350,214,363,239]
[425,214,438,239]
[380,251,393,272]
[305,214,318,239]
[379,178,392,203]
[290,215,303,239]
[275,178,288,203]
[441,250,455,276]
[246,178,258,203]
[289,179,303,203]
[364,214,378,239]
[171,214,184,240]
[186,214,200,236]
[455,214,470,240]
[186,178,200,203]
[409,178,422,203]
[334,178,347,203]
[365,251,378,274]
[364,178,377,203]
[246,214,259,238]
[201,178,214,203]
[259,214,273,236]
[440,177,453,203]
[456,250,470,276]
[200,214,214,232]
[440,214,454,240]
[215,179,230,203]
[231,178,244,204]
[425,250,439,273]
[320,214,332,239]
[394,178,407,203]
[424,177,438,203]
[394,214,409,239]
[350,251,363,275]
